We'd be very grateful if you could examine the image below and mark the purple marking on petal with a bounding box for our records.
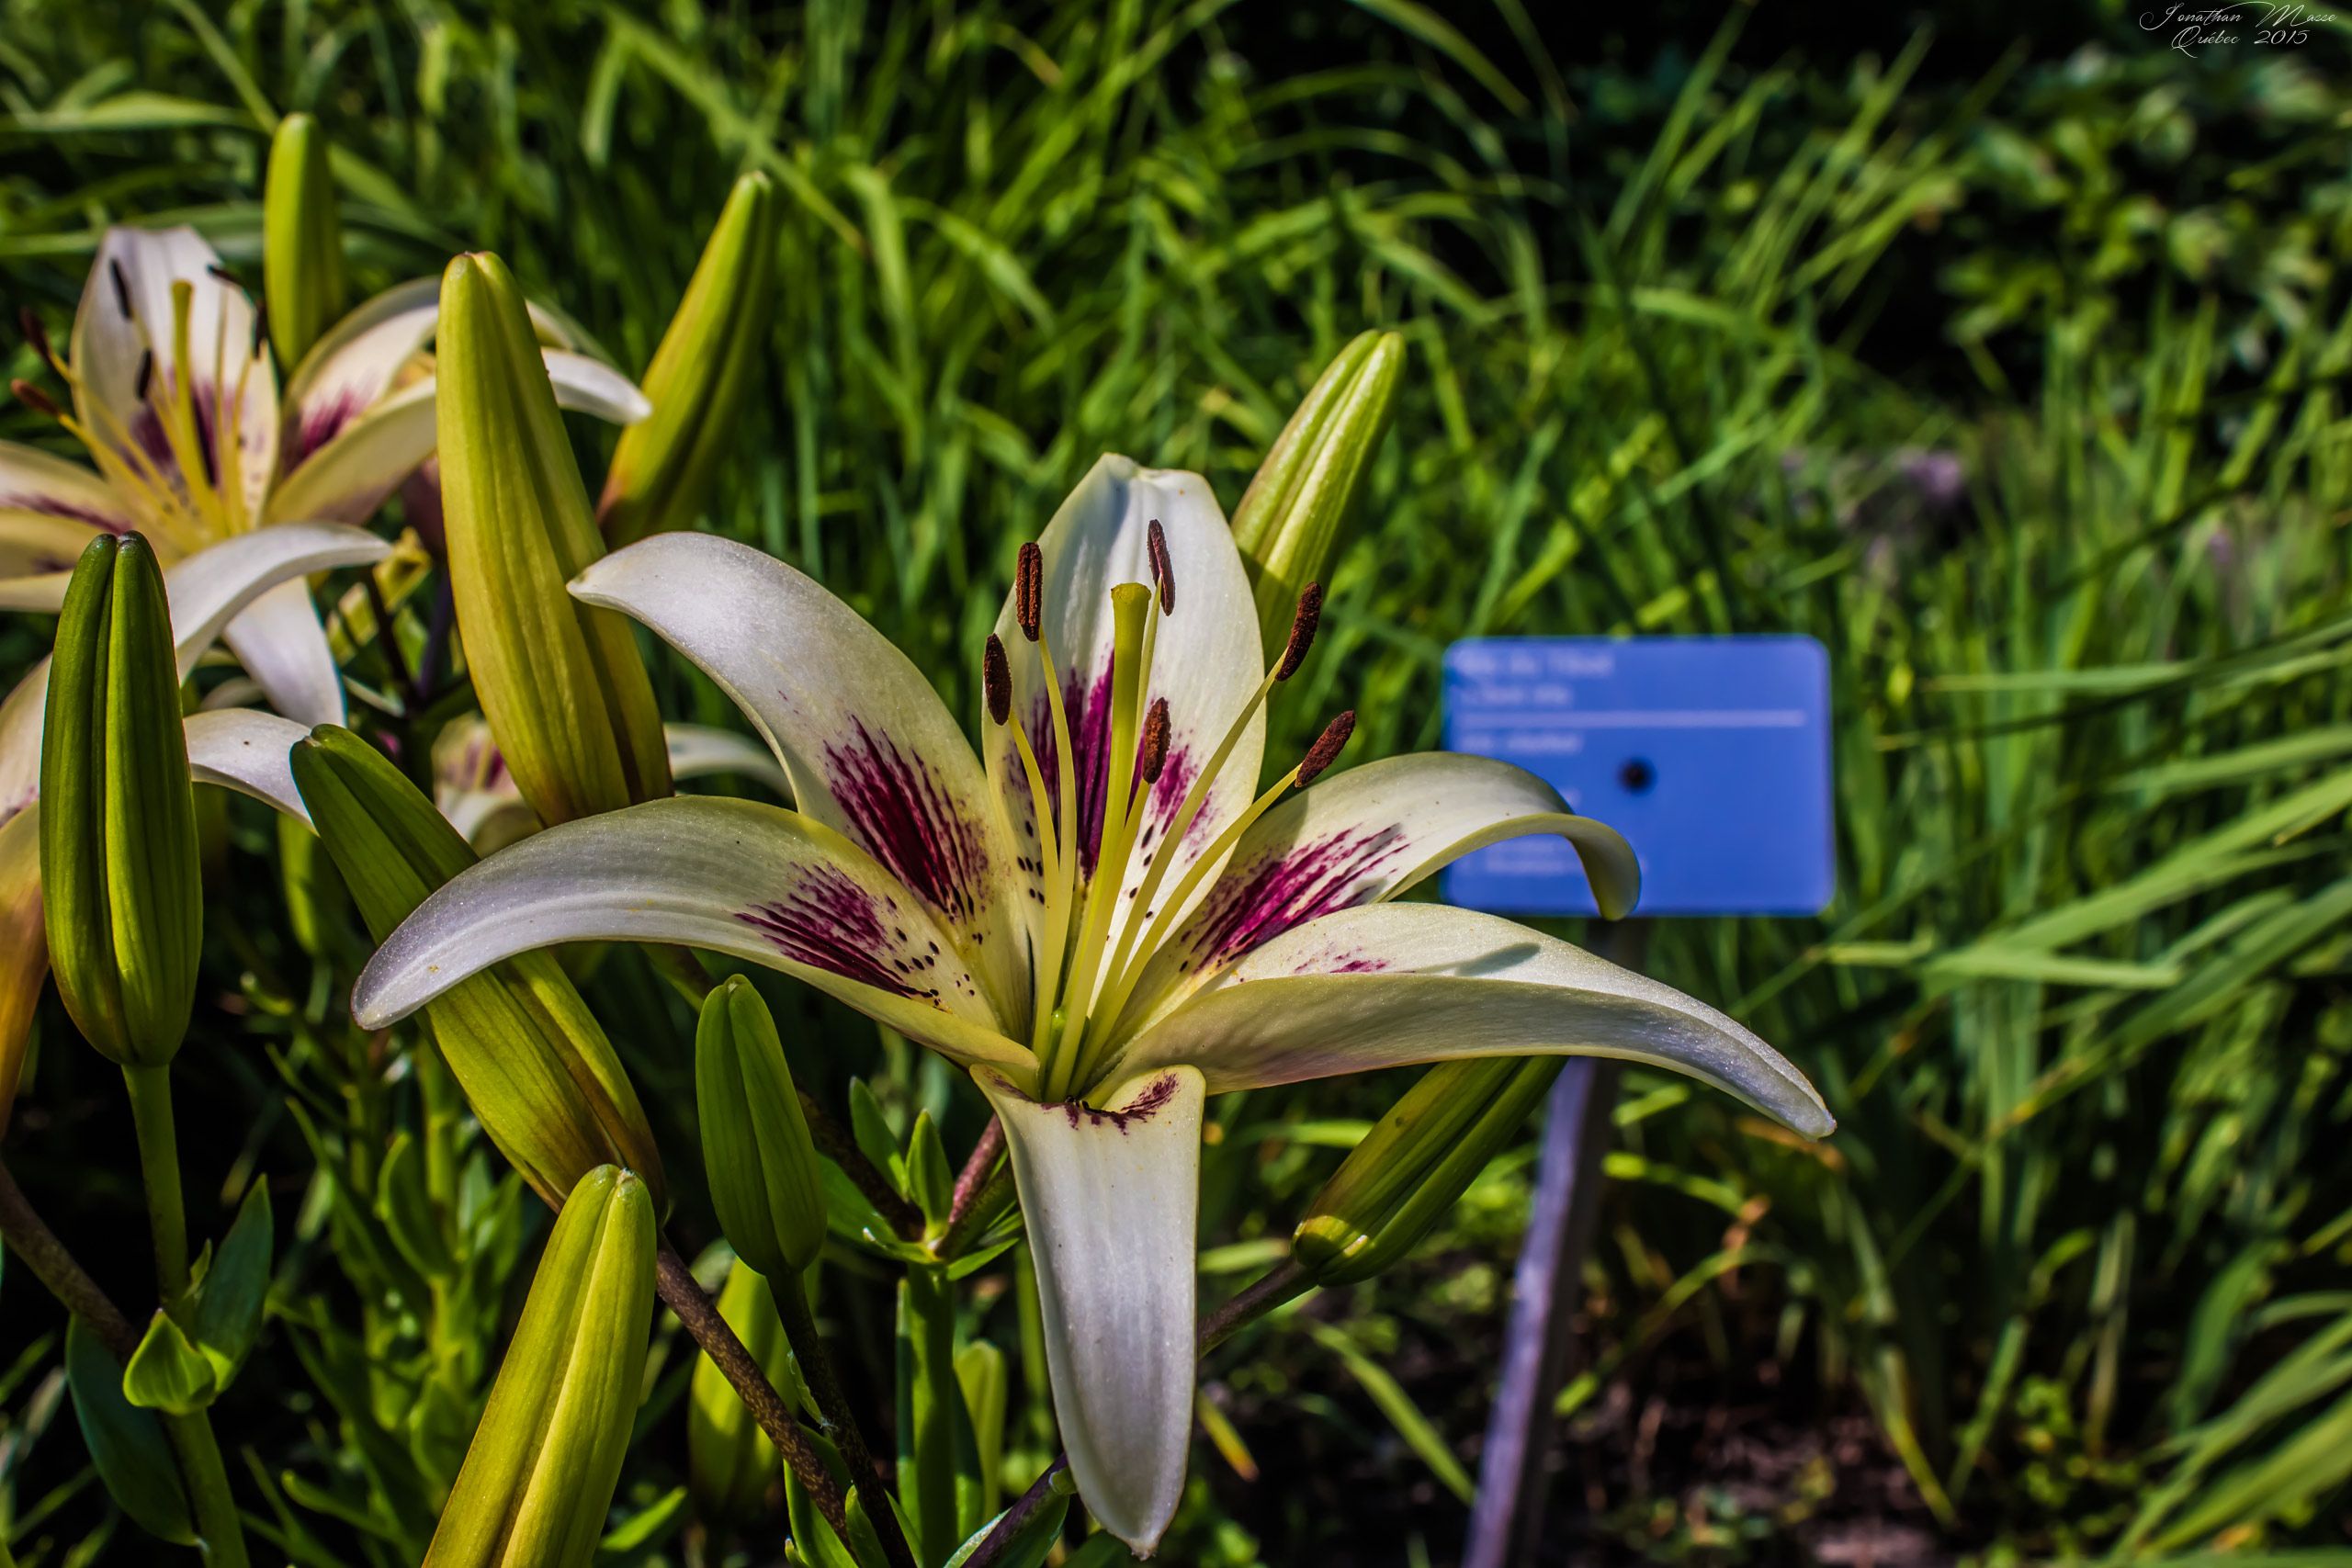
[0,492,128,533]
[284,386,373,471]
[1181,825,1409,967]
[1057,1071,1180,1133]
[123,375,221,493]
[736,866,936,1001]
[823,717,990,923]
[1025,664,1114,877]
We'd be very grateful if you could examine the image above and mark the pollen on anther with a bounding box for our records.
[1277,582,1324,681]
[1140,697,1171,785]
[9,378,61,420]
[108,260,132,320]
[983,634,1012,725]
[1015,542,1044,640]
[1147,518,1174,613]
[17,308,53,368]
[1295,708,1356,787]
[134,349,153,401]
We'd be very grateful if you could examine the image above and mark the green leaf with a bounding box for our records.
[848,1079,904,1196]
[66,1318,195,1543]
[191,1179,273,1386]
[1309,1323,1474,1503]
[377,1133,454,1278]
[907,1111,954,1231]
[941,1489,1068,1568]
[122,1313,219,1416]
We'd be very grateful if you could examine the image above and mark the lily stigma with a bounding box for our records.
[351,454,1833,1554]
[3,225,646,726]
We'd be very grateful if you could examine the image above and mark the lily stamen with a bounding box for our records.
[987,631,1067,1043]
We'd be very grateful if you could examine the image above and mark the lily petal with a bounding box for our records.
[991,456,1266,952]
[1116,754,1639,1033]
[0,663,50,828]
[162,522,391,679]
[572,533,1029,1024]
[976,1064,1204,1555]
[0,440,130,529]
[221,576,345,726]
[278,277,441,468]
[0,806,44,1132]
[352,795,1036,1081]
[663,723,793,801]
[68,226,277,527]
[267,351,649,527]
[1110,903,1833,1137]
[184,709,312,827]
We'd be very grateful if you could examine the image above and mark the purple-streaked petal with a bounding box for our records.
[1114,753,1639,1034]
[1108,902,1833,1137]
[975,1064,1204,1555]
[0,439,133,538]
[184,708,311,827]
[278,277,440,469]
[989,456,1267,963]
[221,576,345,726]
[352,795,1035,1081]
[571,533,1029,1023]
[68,226,277,525]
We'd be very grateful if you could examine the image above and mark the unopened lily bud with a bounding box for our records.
[687,1255,799,1520]
[1294,1055,1563,1286]
[436,252,672,826]
[599,171,777,547]
[292,726,664,1207]
[39,535,200,1066]
[695,976,826,1278]
[424,1164,655,1568]
[1228,330,1404,658]
[262,112,345,367]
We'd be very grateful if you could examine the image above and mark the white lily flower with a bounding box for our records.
[0,523,391,1123]
[351,454,1832,1554]
[1,225,650,726]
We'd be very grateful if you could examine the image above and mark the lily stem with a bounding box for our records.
[799,1089,925,1240]
[0,1156,139,1361]
[122,1065,251,1568]
[653,1242,850,1538]
[769,1269,918,1568]
[964,1258,1314,1568]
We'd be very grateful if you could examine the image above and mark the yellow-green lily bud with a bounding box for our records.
[291,726,664,1208]
[1228,329,1405,657]
[436,252,672,826]
[598,171,776,547]
[262,112,345,367]
[39,535,200,1067]
[687,1255,800,1521]
[1294,1055,1562,1286]
[695,976,826,1279]
[424,1164,655,1568]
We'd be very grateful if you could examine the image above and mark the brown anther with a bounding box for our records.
[1276,581,1324,681]
[1295,709,1356,788]
[984,634,1012,726]
[1015,542,1043,641]
[17,307,53,368]
[251,300,267,358]
[10,378,62,419]
[134,349,153,401]
[108,260,132,320]
[1147,519,1173,614]
[1140,697,1171,784]
[206,264,241,287]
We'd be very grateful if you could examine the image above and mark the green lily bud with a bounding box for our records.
[424,1164,655,1568]
[695,976,826,1279]
[262,112,345,367]
[1228,329,1405,657]
[39,535,201,1067]
[1294,1055,1562,1286]
[687,1255,800,1521]
[598,171,776,547]
[436,252,672,826]
[291,726,664,1207]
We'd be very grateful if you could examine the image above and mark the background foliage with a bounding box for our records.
[4,0,2352,1562]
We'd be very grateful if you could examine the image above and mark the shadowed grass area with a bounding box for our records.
[3,2,2351,1562]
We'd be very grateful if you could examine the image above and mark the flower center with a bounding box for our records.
[989,545,1340,1103]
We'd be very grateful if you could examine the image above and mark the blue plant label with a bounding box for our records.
[1442,637,1835,918]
